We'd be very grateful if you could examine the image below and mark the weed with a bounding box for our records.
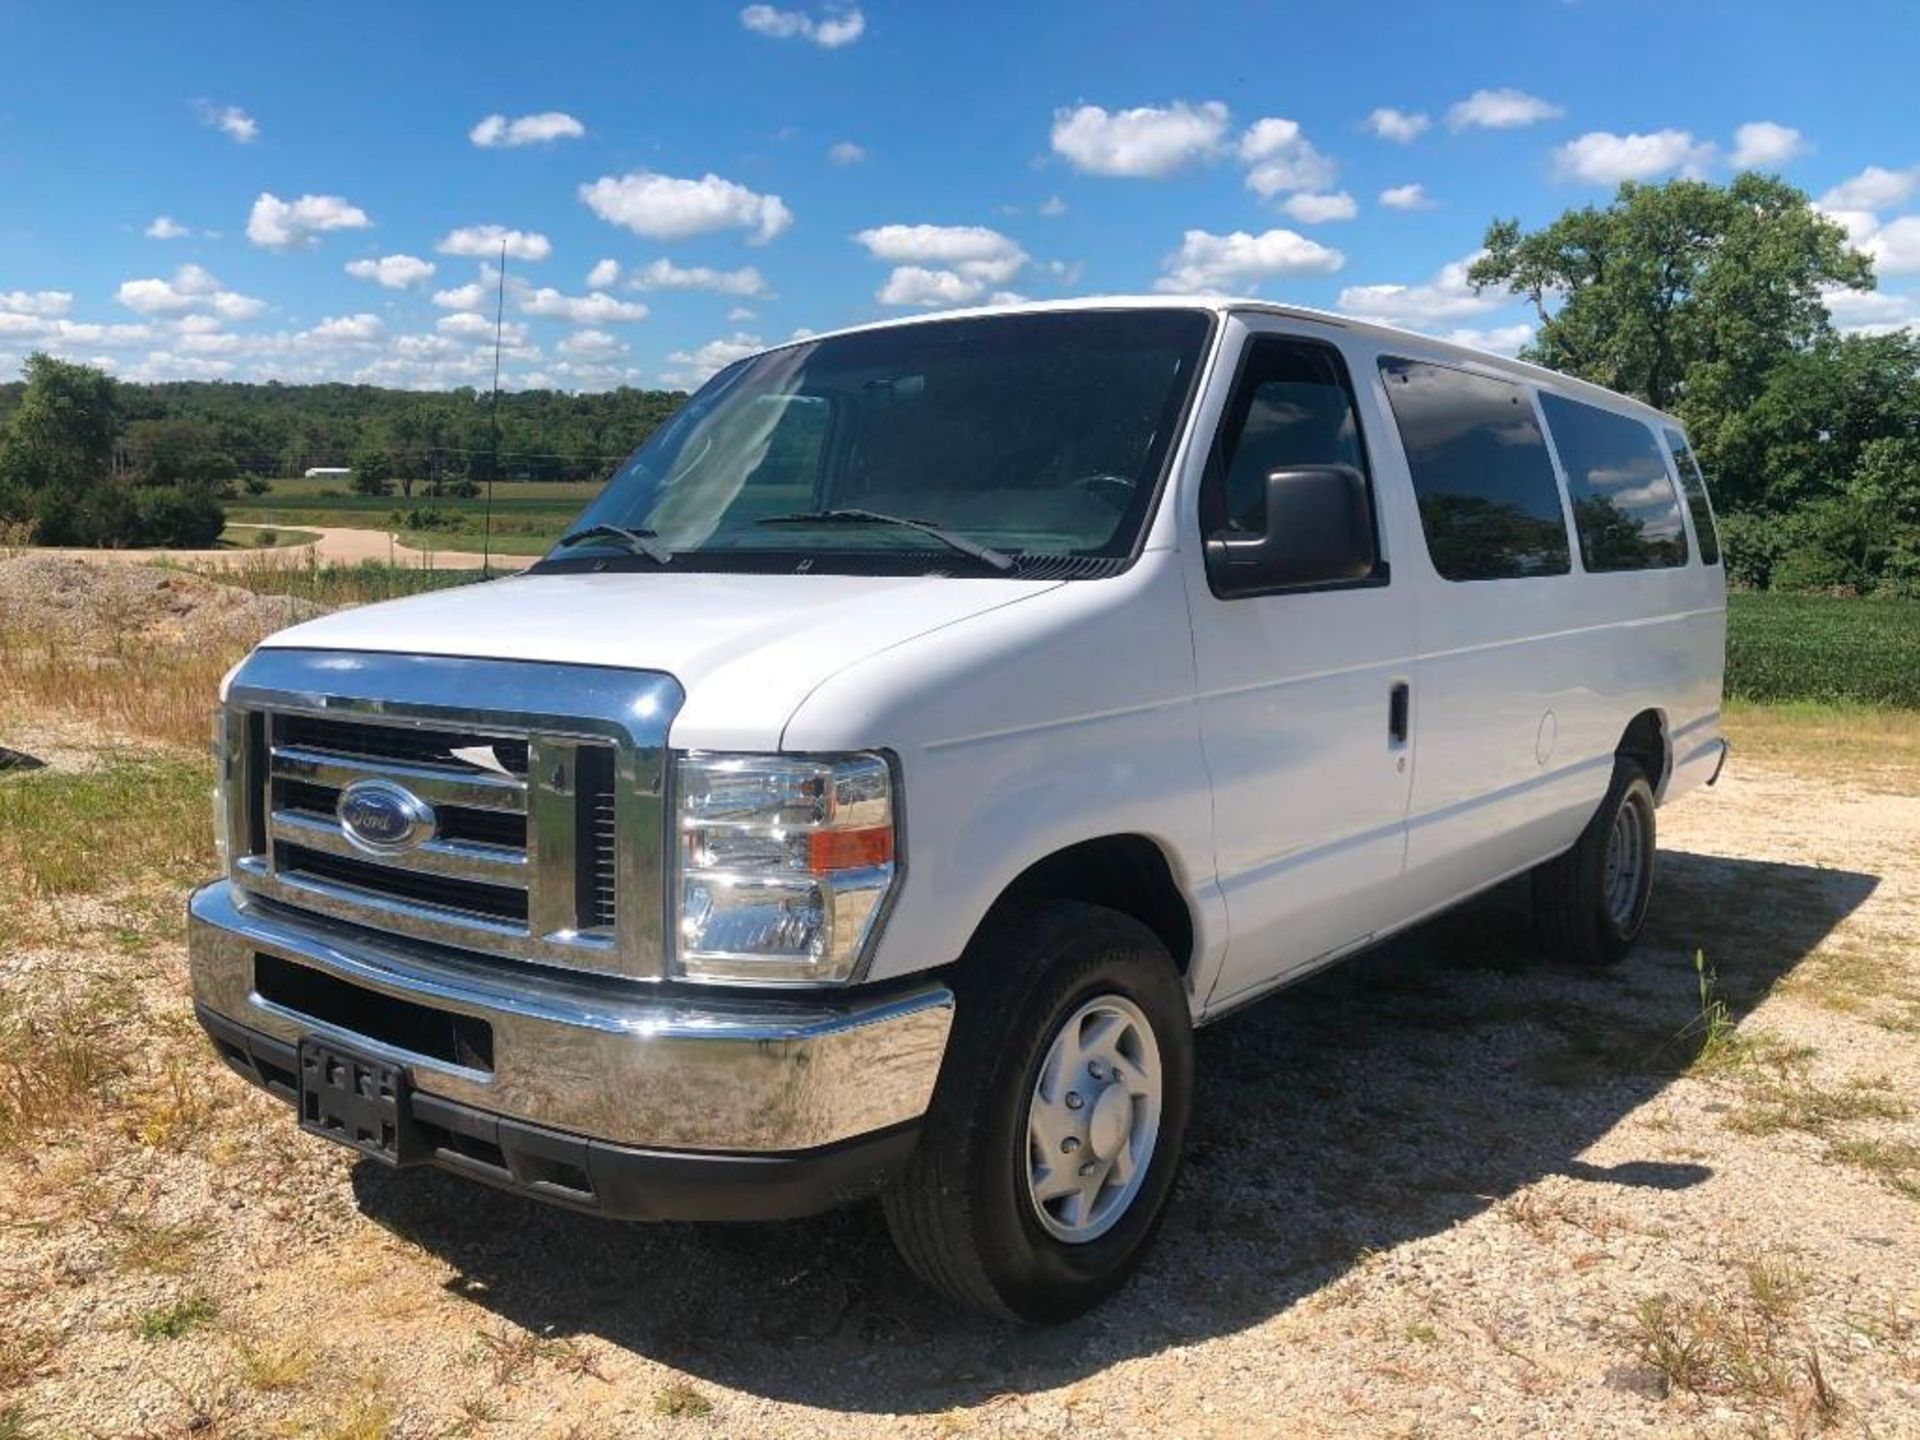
[472,1325,600,1385]
[1743,1257,1805,1323]
[1728,1080,1910,1137]
[234,1334,320,1392]
[1826,1137,1920,1199]
[0,1327,54,1388]
[1404,1321,1438,1344]
[653,1380,714,1419]
[110,1214,210,1275]
[0,1403,33,1440]
[137,1293,218,1341]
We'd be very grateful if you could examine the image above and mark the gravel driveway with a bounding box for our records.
[3,730,1916,1437]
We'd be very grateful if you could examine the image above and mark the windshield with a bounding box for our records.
[538,308,1214,577]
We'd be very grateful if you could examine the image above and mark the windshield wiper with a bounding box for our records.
[552,523,673,565]
[755,508,1015,572]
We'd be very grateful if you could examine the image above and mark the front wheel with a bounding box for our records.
[882,900,1194,1322]
[1533,758,1657,967]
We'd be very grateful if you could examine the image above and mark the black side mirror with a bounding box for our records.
[1205,464,1380,597]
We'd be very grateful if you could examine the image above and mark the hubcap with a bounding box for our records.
[1603,797,1646,929]
[1025,994,1163,1244]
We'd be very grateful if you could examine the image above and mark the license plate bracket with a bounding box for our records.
[296,1035,427,1167]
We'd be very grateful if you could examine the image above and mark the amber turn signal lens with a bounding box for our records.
[807,824,894,872]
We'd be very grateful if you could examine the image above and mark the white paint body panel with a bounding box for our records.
[252,297,1727,1017]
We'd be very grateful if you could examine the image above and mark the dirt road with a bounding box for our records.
[2,724,1916,1437]
[31,524,536,572]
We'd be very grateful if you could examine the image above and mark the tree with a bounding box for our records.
[349,444,395,497]
[1469,175,1873,454]
[0,352,118,496]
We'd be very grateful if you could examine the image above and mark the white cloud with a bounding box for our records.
[828,140,866,165]
[854,223,1027,280]
[196,102,257,143]
[145,216,191,240]
[469,111,585,147]
[1446,88,1564,132]
[431,281,490,312]
[739,4,865,47]
[876,267,988,306]
[1039,195,1068,218]
[1444,323,1533,356]
[578,170,792,244]
[247,192,372,249]
[1050,100,1229,178]
[1365,108,1429,143]
[586,258,621,290]
[662,332,765,388]
[1279,191,1357,224]
[304,314,386,345]
[345,254,436,289]
[557,329,625,360]
[1820,285,1920,334]
[1866,217,1920,275]
[1820,208,1879,246]
[436,312,529,344]
[1154,227,1345,294]
[437,225,553,261]
[628,258,771,296]
[114,264,265,320]
[1729,121,1807,170]
[1379,183,1433,210]
[518,288,650,324]
[1336,252,1503,329]
[1551,130,1716,184]
[1819,165,1919,213]
[0,290,73,317]
[1239,118,1338,197]
[727,305,757,321]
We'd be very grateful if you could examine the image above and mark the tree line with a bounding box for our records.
[0,371,688,546]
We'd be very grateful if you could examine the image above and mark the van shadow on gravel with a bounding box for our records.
[351,847,1875,1414]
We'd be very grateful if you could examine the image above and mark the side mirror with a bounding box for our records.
[1205,464,1379,597]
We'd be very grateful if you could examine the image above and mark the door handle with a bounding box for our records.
[1388,682,1410,745]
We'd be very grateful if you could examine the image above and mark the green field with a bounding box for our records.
[226,475,602,554]
[1727,591,1920,708]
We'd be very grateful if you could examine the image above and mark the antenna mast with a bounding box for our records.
[484,238,507,578]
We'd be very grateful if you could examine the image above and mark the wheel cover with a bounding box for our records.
[1603,795,1648,930]
[1024,994,1163,1244]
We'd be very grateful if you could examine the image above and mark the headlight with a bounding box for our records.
[673,752,898,985]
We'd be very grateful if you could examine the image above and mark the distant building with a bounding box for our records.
[304,467,352,480]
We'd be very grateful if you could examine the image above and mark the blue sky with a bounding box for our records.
[2,0,1917,392]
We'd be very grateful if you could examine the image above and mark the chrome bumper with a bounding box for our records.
[187,880,954,1153]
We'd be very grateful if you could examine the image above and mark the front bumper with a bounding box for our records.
[187,880,954,1218]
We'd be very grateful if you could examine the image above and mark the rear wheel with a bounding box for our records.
[1533,758,1657,967]
[882,900,1193,1322]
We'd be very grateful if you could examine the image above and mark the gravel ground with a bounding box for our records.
[2,690,1916,1436]
[0,554,326,646]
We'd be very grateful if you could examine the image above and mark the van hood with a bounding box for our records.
[259,569,1064,751]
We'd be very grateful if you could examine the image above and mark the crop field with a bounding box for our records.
[2,559,1918,1439]
[1726,592,1920,709]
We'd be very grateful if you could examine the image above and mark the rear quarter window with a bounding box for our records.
[1662,425,1721,565]
[1378,357,1571,581]
[1538,392,1689,572]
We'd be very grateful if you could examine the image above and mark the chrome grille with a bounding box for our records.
[220,649,682,981]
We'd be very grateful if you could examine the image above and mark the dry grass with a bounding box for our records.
[1724,698,1920,778]
[1632,1285,1842,1425]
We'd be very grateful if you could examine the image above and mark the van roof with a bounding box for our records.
[759,294,1681,429]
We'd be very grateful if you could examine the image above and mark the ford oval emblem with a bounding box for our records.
[337,779,437,854]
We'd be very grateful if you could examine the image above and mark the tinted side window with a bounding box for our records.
[1378,357,1570,581]
[1208,337,1369,536]
[1539,393,1688,571]
[1662,425,1721,565]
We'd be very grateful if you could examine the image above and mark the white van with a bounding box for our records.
[191,298,1727,1322]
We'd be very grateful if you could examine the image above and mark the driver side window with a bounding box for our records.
[1207,337,1369,535]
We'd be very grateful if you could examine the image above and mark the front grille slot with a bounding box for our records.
[578,746,618,932]
[275,843,531,923]
[277,714,529,776]
[254,953,494,1071]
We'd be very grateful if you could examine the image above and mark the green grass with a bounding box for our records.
[136,1294,218,1341]
[216,525,321,550]
[194,557,481,606]
[1727,591,1920,708]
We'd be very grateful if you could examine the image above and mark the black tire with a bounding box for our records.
[881,899,1194,1323]
[1533,757,1657,967]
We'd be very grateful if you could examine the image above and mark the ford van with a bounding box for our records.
[190,298,1728,1321]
